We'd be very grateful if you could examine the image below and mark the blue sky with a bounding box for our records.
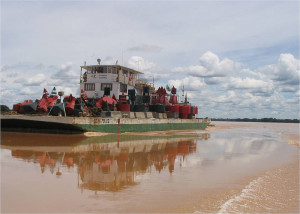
[1,0,299,119]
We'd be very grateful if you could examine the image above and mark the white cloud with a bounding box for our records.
[168,76,206,91]
[258,53,300,86]
[1,1,299,118]
[172,51,242,79]
[127,56,169,82]
[55,86,75,96]
[168,52,299,118]
[20,87,38,95]
[27,74,47,86]
[49,63,79,89]
[128,56,156,71]
[51,62,77,80]
[225,77,274,94]
[15,73,47,86]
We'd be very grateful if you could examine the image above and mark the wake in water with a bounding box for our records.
[218,163,299,213]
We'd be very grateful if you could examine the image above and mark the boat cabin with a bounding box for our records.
[80,64,143,98]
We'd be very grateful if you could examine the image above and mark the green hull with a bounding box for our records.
[76,122,209,133]
[1,115,210,134]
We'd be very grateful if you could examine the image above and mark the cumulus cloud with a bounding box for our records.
[225,77,274,96]
[278,85,298,93]
[203,77,224,85]
[168,52,299,118]
[0,88,19,108]
[20,87,39,95]
[128,56,156,71]
[127,56,169,81]
[55,86,75,96]
[14,73,47,86]
[50,62,79,87]
[1,53,299,118]
[26,74,47,86]
[258,53,300,86]
[0,61,81,108]
[168,76,206,91]
[51,62,77,80]
[172,51,242,79]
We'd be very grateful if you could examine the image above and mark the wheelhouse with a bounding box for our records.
[80,65,143,98]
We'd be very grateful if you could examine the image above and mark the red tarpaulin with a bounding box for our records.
[102,96,117,105]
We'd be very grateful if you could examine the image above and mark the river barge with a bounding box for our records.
[1,114,210,134]
[1,59,210,133]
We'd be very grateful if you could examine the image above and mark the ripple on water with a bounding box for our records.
[218,162,299,213]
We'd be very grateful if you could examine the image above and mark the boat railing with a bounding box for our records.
[135,79,155,91]
[87,73,118,82]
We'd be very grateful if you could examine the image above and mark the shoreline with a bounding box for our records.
[217,160,299,213]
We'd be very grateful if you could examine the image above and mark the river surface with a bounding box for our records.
[1,122,299,213]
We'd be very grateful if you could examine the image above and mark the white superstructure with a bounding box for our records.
[80,64,143,98]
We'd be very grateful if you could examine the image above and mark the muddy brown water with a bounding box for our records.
[1,122,299,213]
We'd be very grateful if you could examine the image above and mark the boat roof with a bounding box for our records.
[81,65,143,74]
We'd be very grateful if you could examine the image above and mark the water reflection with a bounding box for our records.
[79,139,201,192]
[1,132,210,192]
[2,124,298,213]
[1,128,296,195]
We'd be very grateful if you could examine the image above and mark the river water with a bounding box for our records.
[1,122,299,213]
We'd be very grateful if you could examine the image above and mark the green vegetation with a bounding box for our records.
[0,105,10,112]
[212,118,299,123]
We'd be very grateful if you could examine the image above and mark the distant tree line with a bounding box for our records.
[212,118,299,123]
[0,105,10,112]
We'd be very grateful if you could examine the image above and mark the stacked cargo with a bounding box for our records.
[116,93,130,112]
[179,105,191,119]
[11,85,200,120]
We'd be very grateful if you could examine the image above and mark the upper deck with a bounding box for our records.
[80,65,143,86]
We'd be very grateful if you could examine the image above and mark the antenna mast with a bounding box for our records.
[153,74,154,85]
[182,85,184,103]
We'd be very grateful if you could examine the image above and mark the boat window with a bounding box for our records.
[107,67,111,73]
[101,83,112,91]
[120,82,127,93]
[96,67,103,73]
[112,67,117,74]
[84,83,95,91]
[103,67,107,73]
[122,70,128,76]
[83,72,87,82]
